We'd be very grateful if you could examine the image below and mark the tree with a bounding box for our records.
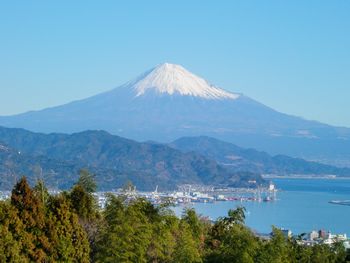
[11,177,51,262]
[5,176,91,262]
[255,227,292,263]
[225,207,246,225]
[330,241,347,263]
[289,237,312,263]
[68,181,100,261]
[46,194,90,262]
[33,179,50,207]
[181,208,209,257]
[147,213,178,262]
[69,169,99,221]
[205,207,259,263]
[95,196,153,262]
[76,169,97,193]
[69,184,96,220]
[182,208,204,240]
[0,201,28,262]
[173,221,202,263]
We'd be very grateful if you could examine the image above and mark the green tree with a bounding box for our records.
[147,212,178,262]
[182,208,209,257]
[173,221,202,263]
[310,244,333,263]
[76,169,97,193]
[0,201,28,262]
[69,184,97,220]
[205,207,259,263]
[68,171,100,261]
[33,179,50,207]
[141,200,180,262]
[182,208,204,240]
[255,227,292,263]
[46,194,90,262]
[69,169,99,221]
[289,237,312,263]
[330,241,347,263]
[95,196,153,262]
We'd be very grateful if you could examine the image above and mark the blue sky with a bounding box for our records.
[1,1,349,127]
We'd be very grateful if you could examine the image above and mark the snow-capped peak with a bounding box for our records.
[133,63,240,100]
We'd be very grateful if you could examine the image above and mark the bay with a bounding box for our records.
[174,178,350,235]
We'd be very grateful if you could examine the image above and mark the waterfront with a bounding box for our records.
[174,178,350,235]
[2,177,347,236]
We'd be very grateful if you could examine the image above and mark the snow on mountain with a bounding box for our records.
[132,63,239,100]
[1,63,350,165]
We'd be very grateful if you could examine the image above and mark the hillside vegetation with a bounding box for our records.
[0,173,349,262]
[0,126,263,190]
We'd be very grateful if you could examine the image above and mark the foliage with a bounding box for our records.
[255,227,292,263]
[33,179,50,207]
[0,175,349,262]
[46,194,90,262]
[206,207,259,263]
[0,177,90,262]
[68,171,100,261]
[0,127,266,191]
[10,177,50,262]
[95,195,153,262]
[76,169,97,193]
[0,202,28,262]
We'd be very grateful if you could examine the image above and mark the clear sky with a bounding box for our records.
[0,1,349,127]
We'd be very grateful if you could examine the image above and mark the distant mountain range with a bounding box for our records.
[1,63,350,166]
[0,126,349,191]
[170,136,350,177]
[0,126,263,190]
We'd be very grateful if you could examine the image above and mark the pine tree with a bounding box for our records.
[69,171,101,260]
[0,201,28,262]
[11,177,51,262]
[33,179,50,208]
[76,169,97,193]
[46,194,90,262]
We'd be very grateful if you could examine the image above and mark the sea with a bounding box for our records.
[174,178,350,235]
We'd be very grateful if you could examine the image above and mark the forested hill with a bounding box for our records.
[0,126,263,190]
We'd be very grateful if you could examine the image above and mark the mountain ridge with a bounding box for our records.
[0,126,263,190]
[1,63,349,165]
[170,136,350,176]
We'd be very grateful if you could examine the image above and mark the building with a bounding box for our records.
[309,230,319,240]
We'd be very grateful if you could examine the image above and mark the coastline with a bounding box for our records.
[262,175,350,180]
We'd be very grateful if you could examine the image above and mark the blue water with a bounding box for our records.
[174,178,350,235]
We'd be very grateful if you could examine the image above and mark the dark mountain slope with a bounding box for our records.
[0,142,79,190]
[0,126,263,190]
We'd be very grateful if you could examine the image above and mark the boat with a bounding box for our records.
[263,196,272,202]
[329,200,350,206]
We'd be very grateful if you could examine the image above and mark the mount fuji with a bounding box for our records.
[1,63,350,165]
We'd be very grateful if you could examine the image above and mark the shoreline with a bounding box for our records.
[262,175,350,180]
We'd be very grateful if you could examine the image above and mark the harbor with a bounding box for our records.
[93,182,278,209]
